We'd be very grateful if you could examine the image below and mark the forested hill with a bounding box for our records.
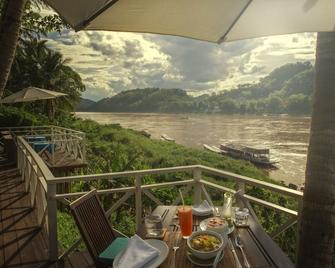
[82,62,314,115]
[76,98,96,111]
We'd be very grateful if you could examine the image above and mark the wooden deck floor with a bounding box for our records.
[41,149,87,172]
[0,165,50,268]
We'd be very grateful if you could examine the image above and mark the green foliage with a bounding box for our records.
[0,105,48,125]
[286,94,311,115]
[5,38,85,116]
[90,88,195,113]
[20,0,66,39]
[57,211,83,251]
[266,95,284,114]
[0,0,66,40]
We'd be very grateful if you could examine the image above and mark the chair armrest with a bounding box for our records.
[112,228,128,238]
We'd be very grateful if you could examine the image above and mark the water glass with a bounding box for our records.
[145,214,163,236]
[234,208,249,226]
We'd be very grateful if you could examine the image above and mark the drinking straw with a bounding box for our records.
[179,189,185,209]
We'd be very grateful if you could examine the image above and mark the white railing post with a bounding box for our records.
[17,142,21,172]
[51,126,55,165]
[193,167,202,205]
[21,149,27,182]
[135,175,142,232]
[17,142,23,178]
[47,183,58,262]
[82,135,86,162]
[236,181,245,207]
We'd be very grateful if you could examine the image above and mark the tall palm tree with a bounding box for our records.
[6,39,85,115]
[0,0,27,98]
[297,31,335,267]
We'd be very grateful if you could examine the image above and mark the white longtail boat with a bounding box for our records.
[160,134,175,142]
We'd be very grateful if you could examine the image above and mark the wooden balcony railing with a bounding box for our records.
[1,125,86,166]
[15,128,303,263]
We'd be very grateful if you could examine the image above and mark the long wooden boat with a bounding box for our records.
[160,134,175,142]
[220,143,278,167]
[203,144,223,154]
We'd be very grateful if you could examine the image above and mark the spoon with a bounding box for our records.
[235,235,251,268]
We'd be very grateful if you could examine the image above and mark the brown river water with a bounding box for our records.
[76,112,310,185]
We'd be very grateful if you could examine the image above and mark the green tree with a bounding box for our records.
[246,100,257,114]
[0,0,65,98]
[6,39,85,115]
[286,94,311,115]
[282,68,314,97]
[219,99,238,114]
[0,0,27,98]
[265,95,284,114]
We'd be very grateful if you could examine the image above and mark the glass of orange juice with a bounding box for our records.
[178,206,193,239]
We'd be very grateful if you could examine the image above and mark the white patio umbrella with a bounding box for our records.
[1,86,67,120]
[45,0,335,43]
[0,86,66,104]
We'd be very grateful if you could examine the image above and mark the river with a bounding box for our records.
[76,112,310,185]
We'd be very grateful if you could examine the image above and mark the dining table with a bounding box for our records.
[139,205,294,268]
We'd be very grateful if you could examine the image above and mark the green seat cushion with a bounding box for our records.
[98,237,129,264]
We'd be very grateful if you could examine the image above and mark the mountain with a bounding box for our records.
[76,98,96,111]
[83,62,314,115]
[87,88,195,113]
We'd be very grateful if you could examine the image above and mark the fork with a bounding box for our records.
[235,234,251,268]
[172,243,179,268]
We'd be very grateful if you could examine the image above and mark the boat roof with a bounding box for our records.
[221,143,270,154]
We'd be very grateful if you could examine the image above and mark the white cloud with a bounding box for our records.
[46,30,316,101]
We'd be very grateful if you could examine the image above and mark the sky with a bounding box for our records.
[46,30,316,101]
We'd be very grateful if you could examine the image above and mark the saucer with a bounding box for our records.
[186,250,224,267]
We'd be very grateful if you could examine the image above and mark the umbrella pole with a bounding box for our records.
[47,99,54,121]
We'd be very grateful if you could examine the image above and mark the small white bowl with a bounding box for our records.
[187,230,225,260]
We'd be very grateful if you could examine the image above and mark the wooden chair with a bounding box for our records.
[70,189,123,267]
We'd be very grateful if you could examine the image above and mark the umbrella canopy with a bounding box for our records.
[45,0,335,43]
[0,86,67,104]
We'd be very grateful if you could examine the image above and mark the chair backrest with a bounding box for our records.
[70,189,116,261]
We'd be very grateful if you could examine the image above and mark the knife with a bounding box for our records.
[228,238,243,268]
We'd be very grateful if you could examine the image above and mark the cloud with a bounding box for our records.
[46,29,316,100]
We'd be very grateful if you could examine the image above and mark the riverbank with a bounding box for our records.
[70,118,272,181]
[76,112,310,185]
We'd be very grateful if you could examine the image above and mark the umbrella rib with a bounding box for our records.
[75,0,120,31]
[217,0,253,44]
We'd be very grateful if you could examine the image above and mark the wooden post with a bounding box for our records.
[47,183,58,262]
[135,175,142,232]
[193,167,202,205]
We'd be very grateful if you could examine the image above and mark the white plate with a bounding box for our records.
[113,239,169,268]
[199,218,234,235]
